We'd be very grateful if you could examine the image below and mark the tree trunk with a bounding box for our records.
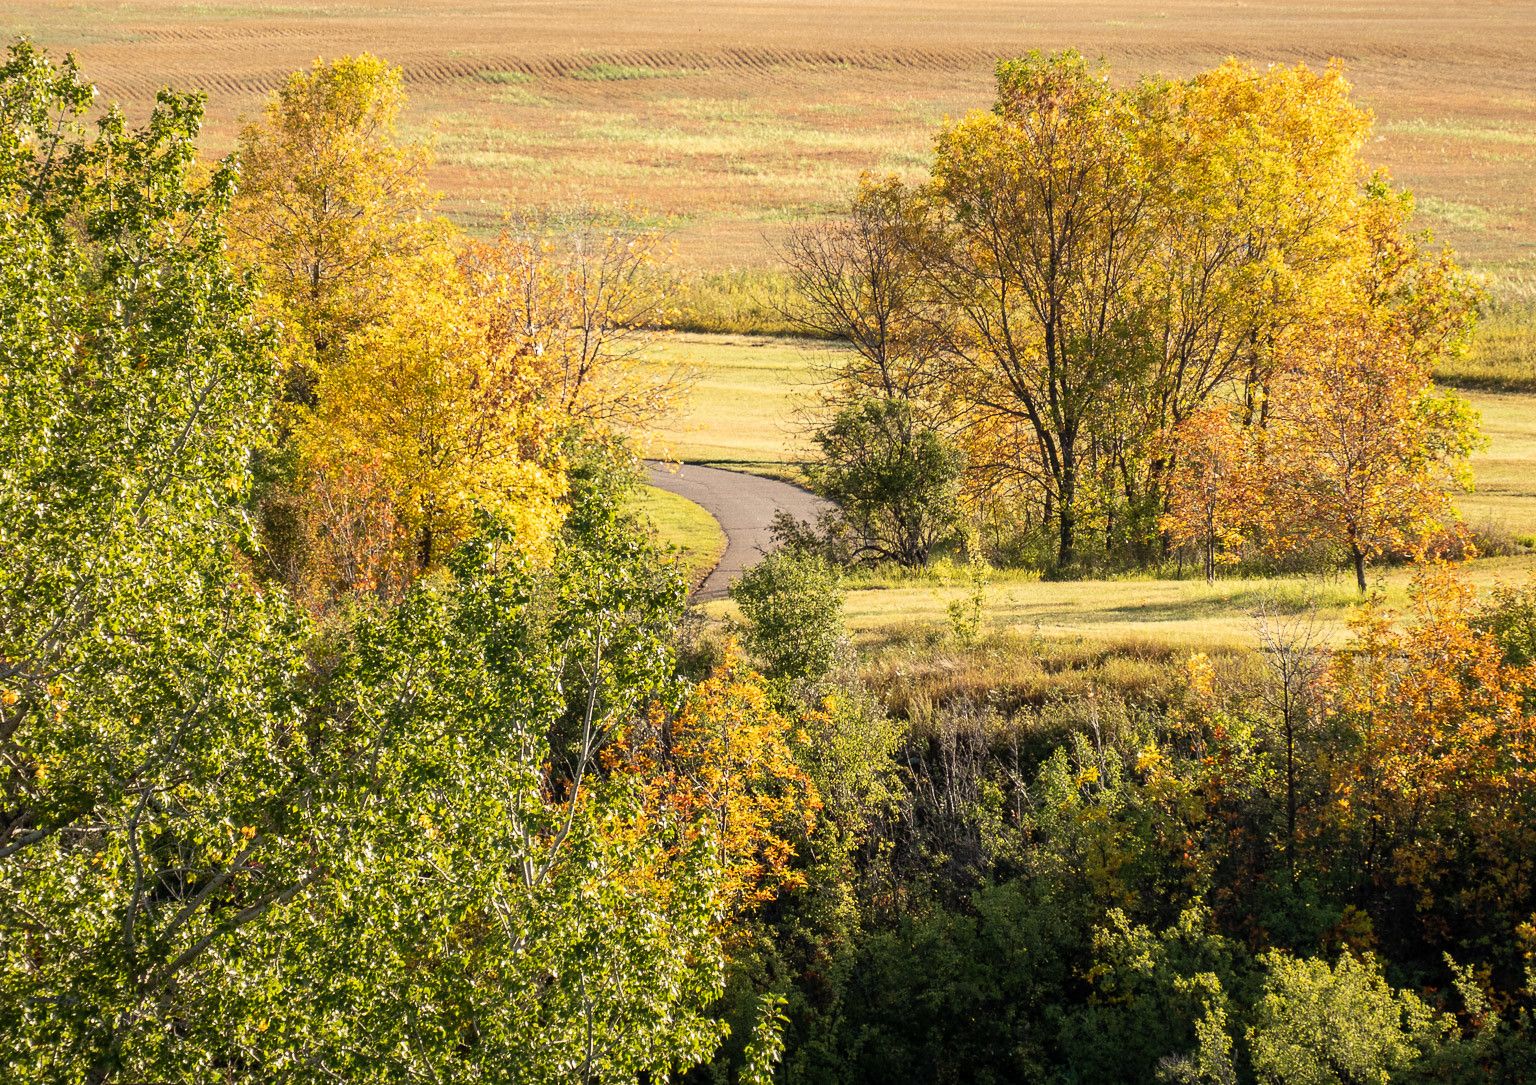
[1056,468,1077,570]
[419,521,435,573]
[1350,542,1367,594]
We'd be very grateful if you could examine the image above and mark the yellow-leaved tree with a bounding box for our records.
[297,245,568,579]
[230,53,435,386]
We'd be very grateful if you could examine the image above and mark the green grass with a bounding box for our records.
[476,69,535,85]
[631,484,727,587]
[697,553,1536,650]
[1457,387,1536,537]
[670,268,819,338]
[570,63,692,82]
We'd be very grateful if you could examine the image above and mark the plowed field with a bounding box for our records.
[9,1,1535,275]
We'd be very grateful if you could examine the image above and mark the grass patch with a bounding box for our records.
[1439,307,1536,392]
[861,626,1221,720]
[476,69,534,85]
[670,268,821,338]
[630,484,726,587]
[819,554,1536,651]
[1416,195,1494,234]
[1457,388,1536,534]
[570,63,691,82]
[1381,118,1536,147]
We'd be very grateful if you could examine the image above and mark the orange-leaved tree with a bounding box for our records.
[1159,408,1255,582]
[1255,309,1481,593]
[1326,569,1536,953]
[617,647,820,918]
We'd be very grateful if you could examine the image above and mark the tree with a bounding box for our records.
[801,55,1472,576]
[619,647,821,916]
[925,51,1153,569]
[296,244,568,576]
[0,45,740,1081]
[1257,314,1481,593]
[783,176,950,413]
[1326,570,1536,962]
[0,41,299,1078]
[229,53,434,381]
[1127,60,1371,547]
[458,211,682,436]
[1159,409,1253,582]
[805,397,965,567]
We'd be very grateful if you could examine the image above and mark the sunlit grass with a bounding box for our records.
[1458,388,1536,536]
[694,553,1536,651]
[1439,308,1536,392]
[476,69,534,85]
[640,333,832,466]
[630,484,726,587]
[1381,118,1536,147]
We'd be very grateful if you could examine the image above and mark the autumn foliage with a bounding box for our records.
[1326,570,1536,945]
[791,52,1483,582]
[618,647,820,917]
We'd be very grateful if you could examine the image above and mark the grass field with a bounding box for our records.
[630,484,727,587]
[10,1,1536,282]
[640,333,823,476]
[1458,389,1536,541]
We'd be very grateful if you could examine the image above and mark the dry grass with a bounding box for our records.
[638,333,827,471]
[12,0,1536,279]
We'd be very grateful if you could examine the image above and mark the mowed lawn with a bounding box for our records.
[644,332,1536,645]
[833,554,1536,650]
[1458,389,1536,540]
[630,484,727,587]
[640,333,823,474]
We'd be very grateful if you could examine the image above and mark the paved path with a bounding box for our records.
[644,461,832,601]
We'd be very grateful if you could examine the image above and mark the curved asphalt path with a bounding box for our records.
[644,461,832,602]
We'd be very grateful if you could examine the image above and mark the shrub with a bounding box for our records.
[730,549,845,684]
[805,397,965,568]
[1247,951,1452,1085]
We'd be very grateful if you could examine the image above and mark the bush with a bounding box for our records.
[730,549,845,684]
[1248,951,1452,1085]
